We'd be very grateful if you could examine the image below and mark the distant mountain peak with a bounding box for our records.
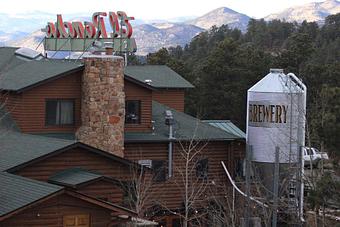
[186,6,250,31]
[214,7,243,15]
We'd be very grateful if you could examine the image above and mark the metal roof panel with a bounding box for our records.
[0,131,75,171]
[49,168,102,187]
[0,172,62,217]
[124,65,194,89]
[203,120,246,139]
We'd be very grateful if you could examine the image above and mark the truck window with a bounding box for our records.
[306,148,313,155]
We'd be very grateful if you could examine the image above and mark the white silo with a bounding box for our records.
[246,69,306,208]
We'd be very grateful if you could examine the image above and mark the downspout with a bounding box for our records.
[165,110,174,178]
[168,123,174,178]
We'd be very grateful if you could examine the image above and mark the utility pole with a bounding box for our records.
[272,147,280,227]
[245,145,252,227]
[297,146,304,226]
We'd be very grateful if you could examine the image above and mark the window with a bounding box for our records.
[196,158,208,180]
[157,219,167,227]
[125,100,141,124]
[46,99,74,126]
[63,214,89,227]
[153,160,166,182]
[306,148,313,155]
[172,218,181,227]
[235,158,244,179]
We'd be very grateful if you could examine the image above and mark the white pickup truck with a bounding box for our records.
[303,147,329,168]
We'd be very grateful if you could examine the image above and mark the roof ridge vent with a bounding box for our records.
[15,47,43,60]
[270,68,283,74]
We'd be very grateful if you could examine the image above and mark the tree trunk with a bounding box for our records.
[322,203,325,227]
[184,156,189,227]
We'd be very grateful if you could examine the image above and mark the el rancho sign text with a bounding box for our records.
[45,12,134,39]
[43,11,137,52]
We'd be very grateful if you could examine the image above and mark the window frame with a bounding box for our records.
[152,160,166,182]
[45,98,76,127]
[125,100,141,125]
[196,158,209,180]
[234,158,244,179]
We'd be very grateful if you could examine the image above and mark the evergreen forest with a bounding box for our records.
[142,14,340,160]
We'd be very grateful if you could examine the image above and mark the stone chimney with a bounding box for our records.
[76,54,125,157]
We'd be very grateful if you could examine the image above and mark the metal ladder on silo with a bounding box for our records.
[286,174,303,225]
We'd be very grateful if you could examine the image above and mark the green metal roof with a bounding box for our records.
[124,65,194,89]
[202,120,246,139]
[49,168,103,188]
[0,47,24,72]
[125,101,238,142]
[0,172,63,217]
[0,47,83,92]
[0,123,139,172]
[0,130,75,171]
[0,48,192,92]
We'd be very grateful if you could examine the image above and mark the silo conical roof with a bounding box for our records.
[249,69,303,93]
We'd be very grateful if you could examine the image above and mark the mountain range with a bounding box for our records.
[265,0,340,23]
[1,0,340,55]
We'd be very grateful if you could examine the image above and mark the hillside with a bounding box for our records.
[4,0,340,55]
[7,23,203,56]
[3,6,248,55]
[133,23,203,55]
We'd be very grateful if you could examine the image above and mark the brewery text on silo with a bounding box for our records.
[248,104,288,124]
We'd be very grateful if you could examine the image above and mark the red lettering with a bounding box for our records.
[109,12,120,37]
[72,22,85,38]
[44,12,134,39]
[46,22,56,38]
[64,22,75,38]
[92,12,108,38]
[84,22,96,38]
[117,11,134,38]
[56,14,68,38]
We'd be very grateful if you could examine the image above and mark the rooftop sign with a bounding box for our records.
[43,12,137,52]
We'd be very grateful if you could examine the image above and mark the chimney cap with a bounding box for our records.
[83,55,123,60]
[105,46,114,55]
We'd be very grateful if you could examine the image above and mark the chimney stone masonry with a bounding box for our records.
[76,55,125,157]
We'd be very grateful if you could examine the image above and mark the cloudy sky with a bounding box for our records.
[0,0,325,19]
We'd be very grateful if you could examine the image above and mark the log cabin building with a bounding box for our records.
[0,47,245,227]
